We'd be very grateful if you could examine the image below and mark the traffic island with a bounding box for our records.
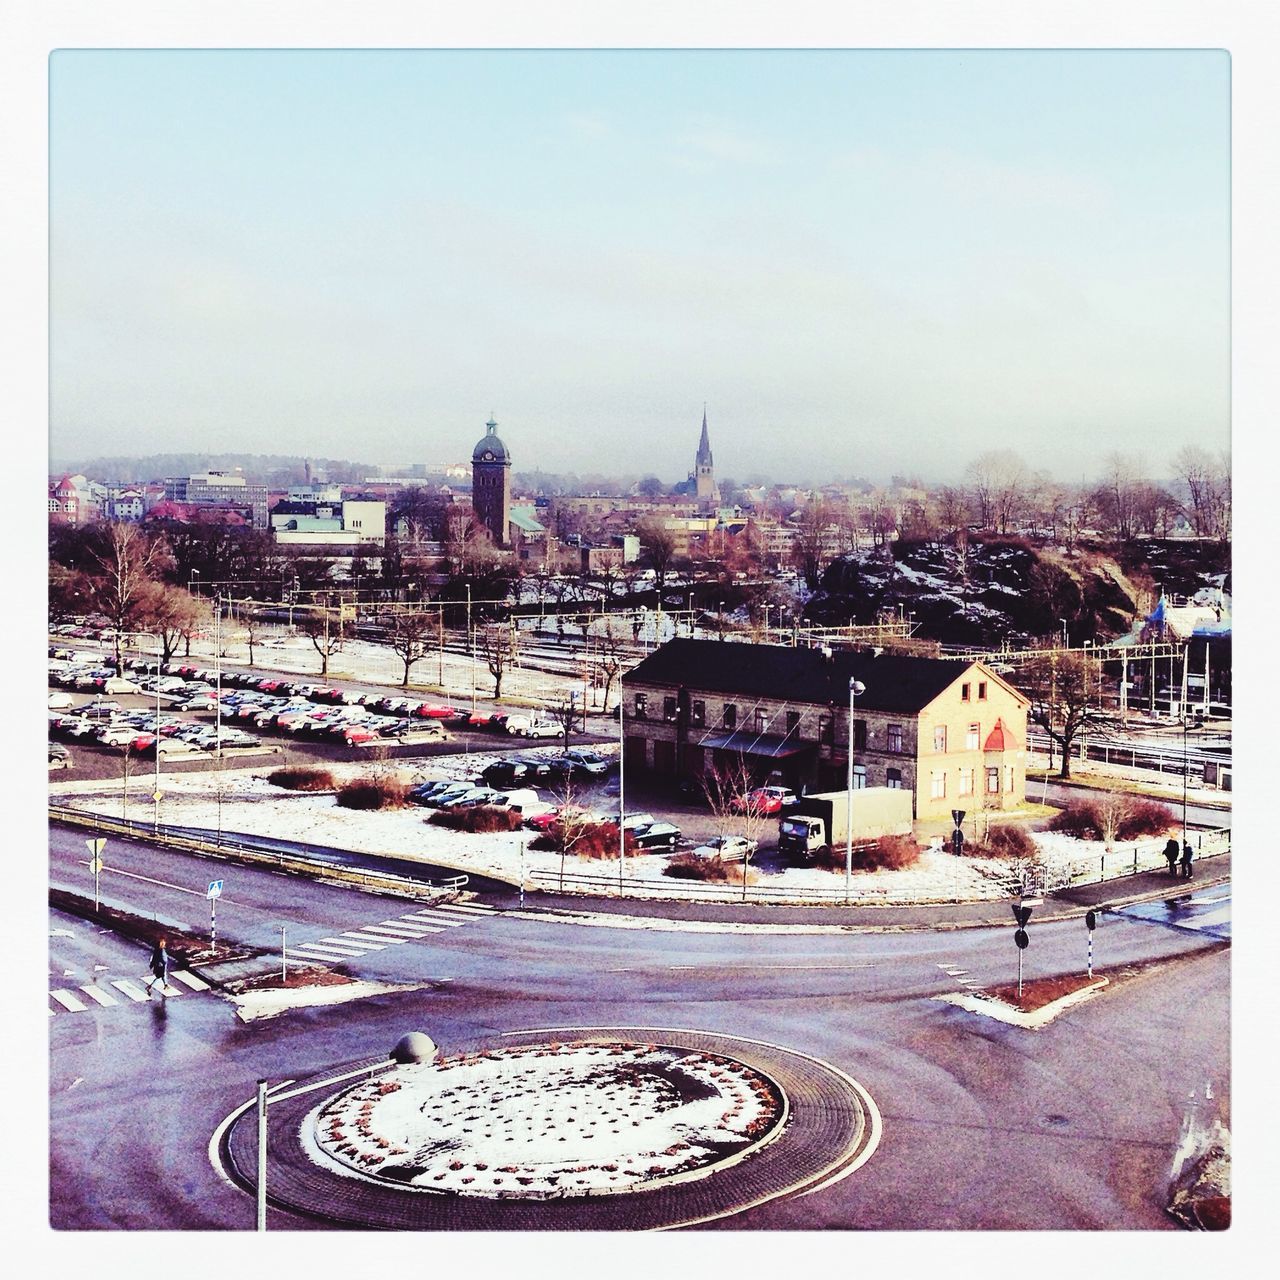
[219,1028,880,1229]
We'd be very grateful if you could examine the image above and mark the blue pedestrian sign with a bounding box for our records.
[207,880,224,899]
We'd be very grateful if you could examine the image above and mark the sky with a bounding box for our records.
[49,48,1230,484]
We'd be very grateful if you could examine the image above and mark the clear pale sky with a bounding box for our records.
[49,49,1229,483]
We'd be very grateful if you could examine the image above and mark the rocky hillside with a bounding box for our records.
[805,537,1230,648]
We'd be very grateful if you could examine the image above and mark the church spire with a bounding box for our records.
[697,404,712,465]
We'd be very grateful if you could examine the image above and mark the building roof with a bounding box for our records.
[472,416,510,463]
[983,718,1018,751]
[625,639,976,714]
[509,505,545,534]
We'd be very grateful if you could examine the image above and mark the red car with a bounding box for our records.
[414,703,457,719]
[341,726,378,745]
[730,785,799,816]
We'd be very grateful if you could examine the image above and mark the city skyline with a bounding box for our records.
[50,49,1230,482]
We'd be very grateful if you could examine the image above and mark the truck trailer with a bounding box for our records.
[777,787,914,859]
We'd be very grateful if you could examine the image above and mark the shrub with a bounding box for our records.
[663,853,758,884]
[1047,800,1103,840]
[429,805,522,833]
[1116,799,1177,840]
[529,821,636,858]
[813,834,922,872]
[972,824,1038,860]
[267,766,336,791]
[336,776,411,810]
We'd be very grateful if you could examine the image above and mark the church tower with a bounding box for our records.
[471,415,512,546]
[694,405,720,507]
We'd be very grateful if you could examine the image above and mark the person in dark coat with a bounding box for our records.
[144,938,169,996]
[1164,838,1180,876]
[1180,842,1194,880]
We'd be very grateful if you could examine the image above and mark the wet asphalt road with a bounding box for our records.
[48,822,1230,1232]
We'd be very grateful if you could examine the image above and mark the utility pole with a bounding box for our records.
[256,1079,269,1231]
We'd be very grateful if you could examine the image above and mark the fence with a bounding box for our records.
[528,826,1231,905]
[49,805,465,898]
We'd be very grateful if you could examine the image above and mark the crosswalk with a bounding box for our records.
[49,968,211,1017]
[282,901,502,966]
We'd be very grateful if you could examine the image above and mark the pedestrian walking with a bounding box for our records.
[1163,838,1180,877]
[144,938,169,996]
[1180,842,1194,880]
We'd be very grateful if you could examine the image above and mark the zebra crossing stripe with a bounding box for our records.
[79,985,118,1007]
[406,910,468,928]
[289,947,356,962]
[111,979,150,1003]
[336,932,392,948]
[350,926,419,942]
[51,990,87,1012]
[430,902,495,915]
[375,921,443,936]
[170,970,210,991]
[317,938,379,954]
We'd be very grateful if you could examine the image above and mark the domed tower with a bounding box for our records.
[471,415,512,546]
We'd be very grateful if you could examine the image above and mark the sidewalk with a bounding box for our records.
[481,851,1232,932]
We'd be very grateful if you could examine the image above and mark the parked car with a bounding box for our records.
[631,821,682,850]
[48,692,75,710]
[690,835,758,862]
[505,715,561,738]
[548,749,611,778]
[730,785,799,816]
[422,783,476,808]
[413,702,458,719]
[444,787,503,810]
[482,759,536,787]
[48,743,72,770]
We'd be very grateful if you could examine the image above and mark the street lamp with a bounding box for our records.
[845,676,866,904]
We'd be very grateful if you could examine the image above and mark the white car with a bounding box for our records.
[102,676,143,695]
[690,835,759,863]
[48,692,75,710]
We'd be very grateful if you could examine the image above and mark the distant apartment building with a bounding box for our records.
[163,471,269,529]
[270,491,387,548]
[48,474,96,526]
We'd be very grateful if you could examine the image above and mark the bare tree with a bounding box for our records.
[299,599,347,678]
[699,758,771,898]
[591,616,627,712]
[387,606,437,687]
[479,622,516,700]
[88,523,172,673]
[150,585,207,665]
[966,450,1028,533]
[636,518,677,598]
[546,690,587,754]
[1020,651,1109,780]
[239,604,266,667]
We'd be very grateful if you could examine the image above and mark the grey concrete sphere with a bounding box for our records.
[391,1032,438,1064]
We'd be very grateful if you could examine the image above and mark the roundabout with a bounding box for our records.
[219,1027,881,1230]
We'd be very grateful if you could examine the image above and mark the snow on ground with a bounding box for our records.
[230,978,431,1022]
[305,1042,780,1197]
[59,753,1075,903]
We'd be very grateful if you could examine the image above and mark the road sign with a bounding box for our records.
[88,856,103,874]
[951,828,965,854]
[1012,904,1033,927]
[1085,910,1097,931]
[85,838,106,856]
[1014,928,1030,949]
[152,790,164,803]
[207,880,224,899]
[951,809,966,827]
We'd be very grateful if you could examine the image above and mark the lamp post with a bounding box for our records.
[189,568,200,598]
[618,677,625,891]
[845,676,866,904]
[1182,712,1189,853]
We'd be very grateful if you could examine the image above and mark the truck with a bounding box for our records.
[777,787,914,860]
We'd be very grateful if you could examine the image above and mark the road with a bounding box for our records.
[48,823,1229,1231]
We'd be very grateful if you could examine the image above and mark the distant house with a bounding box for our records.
[621,638,1029,822]
[48,474,98,526]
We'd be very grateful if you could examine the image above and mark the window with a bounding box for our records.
[933,725,947,752]
[887,723,903,753]
[663,696,677,720]
[691,700,705,727]
[853,718,867,750]
[818,714,833,745]
[931,771,947,799]
[886,768,903,790]
[754,708,767,733]
[959,768,974,796]
[987,766,1000,794]
[852,764,867,789]
[786,710,801,736]
[634,693,647,719]
[723,704,737,730]
[978,681,988,701]
[961,682,971,701]
[966,722,980,750]
[1006,765,1015,793]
